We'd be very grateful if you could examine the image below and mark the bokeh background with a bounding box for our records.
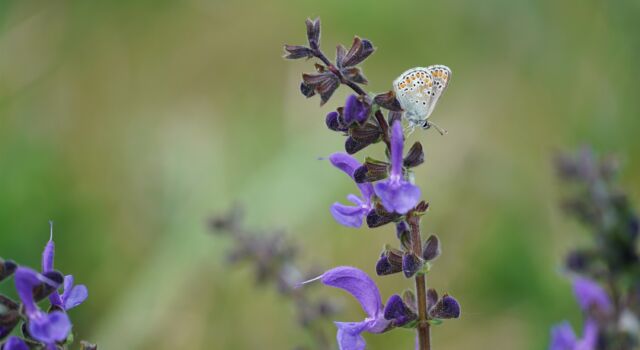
[1,1,639,349]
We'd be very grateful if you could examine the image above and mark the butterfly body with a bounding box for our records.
[392,65,451,131]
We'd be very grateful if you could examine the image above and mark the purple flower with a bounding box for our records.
[549,320,598,350]
[42,227,88,311]
[342,95,369,125]
[2,336,29,350]
[373,121,421,214]
[310,266,391,350]
[14,267,71,345]
[329,153,374,228]
[572,277,612,314]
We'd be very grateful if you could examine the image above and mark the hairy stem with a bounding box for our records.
[408,213,431,350]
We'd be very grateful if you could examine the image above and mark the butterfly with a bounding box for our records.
[392,65,452,134]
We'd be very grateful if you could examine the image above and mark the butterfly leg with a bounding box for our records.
[422,120,448,135]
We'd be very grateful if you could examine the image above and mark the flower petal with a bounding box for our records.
[330,153,361,178]
[321,266,383,319]
[335,322,367,350]
[28,311,71,344]
[390,121,404,177]
[3,336,29,350]
[577,319,598,350]
[63,284,88,310]
[572,277,612,314]
[14,267,58,316]
[374,181,421,214]
[549,321,577,350]
[330,203,367,228]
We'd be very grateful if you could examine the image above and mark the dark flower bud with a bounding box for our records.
[80,341,98,350]
[0,295,20,339]
[415,201,430,214]
[350,124,381,144]
[429,294,461,319]
[396,222,412,251]
[283,45,314,59]
[305,18,321,50]
[565,250,593,273]
[402,289,417,312]
[345,137,369,155]
[343,95,370,125]
[33,270,64,302]
[366,208,399,228]
[340,37,375,68]
[326,111,347,132]
[404,142,425,168]
[402,253,422,278]
[374,91,403,112]
[300,81,316,98]
[375,248,404,276]
[342,67,368,85]
[384,294,418,327]
[422,235,441,261]
[427,288,438,310]
[302,72,340,105]
[354,158,389,183]
[0,259,17,283]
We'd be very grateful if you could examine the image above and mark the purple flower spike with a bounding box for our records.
[317,266,390,350]
[14,267,71,344]
[549,320,598,350]
[343,95,369,125]
[3,336,29,350]
[329,153,374,228]
[374,121,421,214]
[572,277,612,314]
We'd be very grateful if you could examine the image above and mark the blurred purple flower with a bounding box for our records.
[329,153,374,228]
[572,277,612,314]
[309,266,390,350]
[14,267,71,345]
[42,228,88,311]
[373,121,421,214]
[549,320,598,350]
[3,336,29,350]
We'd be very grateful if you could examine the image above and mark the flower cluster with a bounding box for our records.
[285,18,460,350]
[549,148,640,349]
[210,206,340,350]
[0,223,93,350]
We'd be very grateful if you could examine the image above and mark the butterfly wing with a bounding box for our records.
[392,65,451,127]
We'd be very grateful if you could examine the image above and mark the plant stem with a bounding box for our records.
[408,213,431,350]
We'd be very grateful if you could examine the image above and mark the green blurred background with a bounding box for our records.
[1,1,639,349]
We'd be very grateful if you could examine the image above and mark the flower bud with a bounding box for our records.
[429,294,461,319]
[383,294,417,327]
[374,91,402,111]
[422,235,441,261]
[0,259,17,283]
[403,142,425,168]
[0,295,20,339]
[402,253,422,278]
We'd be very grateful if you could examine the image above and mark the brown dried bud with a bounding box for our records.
[374,91,403,111]
[305,18,321,50]
[340,36,375,67]
[283,45,314,59]
[302,72,340,105]
[403,142,424,168]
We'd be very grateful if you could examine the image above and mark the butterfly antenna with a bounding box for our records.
[427,121,448,135]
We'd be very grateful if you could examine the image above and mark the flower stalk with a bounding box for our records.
[285,17,459,349]
[408,213,431,350]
